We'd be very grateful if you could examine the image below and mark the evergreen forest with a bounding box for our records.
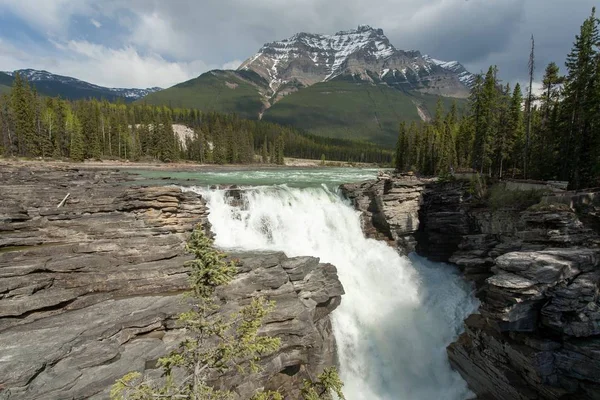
[0,76,392,165]
[395,8,600,190]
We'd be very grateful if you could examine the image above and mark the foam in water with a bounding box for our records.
[188,185,478,400]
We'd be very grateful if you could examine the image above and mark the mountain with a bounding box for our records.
[141,25,474,146]
[1,69,161,101]
[238,25,474,99]
[139,69,269,120]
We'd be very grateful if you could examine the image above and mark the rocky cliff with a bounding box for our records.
[239,25,474,99]
[0,164,343,399]
[339,172,424,253]
[342,173,600,400]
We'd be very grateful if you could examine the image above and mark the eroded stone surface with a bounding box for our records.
[340,172,424,252]
[343,176,600,400]
[0,165,344,400]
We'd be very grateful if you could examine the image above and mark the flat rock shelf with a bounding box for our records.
[0,164,343,400]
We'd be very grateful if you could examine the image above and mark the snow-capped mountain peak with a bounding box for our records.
[422,55,476,87]
[4,69,162,100]
[239,26,475,99]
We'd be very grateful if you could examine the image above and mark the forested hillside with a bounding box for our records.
[0,73,392,165]
[140,70,268,119]
[0,70,161,102]
[141,25,472,146]
[395,8,600,190]
[263,78,463,146]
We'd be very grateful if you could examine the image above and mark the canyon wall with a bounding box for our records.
[342,173,600,400]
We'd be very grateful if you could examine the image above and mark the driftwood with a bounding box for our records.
[57,193,71,208]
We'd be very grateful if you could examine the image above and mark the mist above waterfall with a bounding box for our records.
[190,185,478,400]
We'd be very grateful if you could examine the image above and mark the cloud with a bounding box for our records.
[222,60,243,70]
[0,0,94,34]
[0,38,205,88]
[1,0,598,87]
[90,18,101,28]
[129,11,195,60]
[58,40,211,88]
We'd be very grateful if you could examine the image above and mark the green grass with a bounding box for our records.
[262,79,465,147]
[140,70,267,119]
[0,85,10,95]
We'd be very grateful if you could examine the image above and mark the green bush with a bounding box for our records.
[111,227,345,400]
[487,185,548,210]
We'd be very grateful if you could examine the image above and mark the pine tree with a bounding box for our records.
[67,110,84,162]
[561,7,600,188]
[541,62,563,125]
[472,67,498,174]
[275,135,285,165]
[508,83,525,176]
[534,63,564,178]
[41,104,56,158]
[11,73,37,156]
[438,105,457,174]
[395,122,408,171]
[456,117,474,169]
[524,35,536,178]
[262,136,269,163]
[0,95,13,156]
[159,112,177,162]
[53,99,68,158]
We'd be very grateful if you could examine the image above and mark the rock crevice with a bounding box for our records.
[342,175,600,400]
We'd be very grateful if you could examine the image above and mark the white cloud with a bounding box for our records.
[1,0,597,87]
[0,38,207,88]
[222,59,243,70]
[129,11,195,60]
[0,0,94,34]
[58,40,207,88]
[90,18,102,28]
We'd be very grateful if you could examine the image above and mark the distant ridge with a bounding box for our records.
[1,69,161,101]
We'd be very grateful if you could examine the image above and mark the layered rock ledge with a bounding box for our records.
[340,172,424,252]
[0,164,343,399]
[342,173,600,400]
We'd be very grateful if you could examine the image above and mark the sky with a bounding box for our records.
[0,0,596,89]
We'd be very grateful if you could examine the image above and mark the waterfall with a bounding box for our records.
[190,185,478,400]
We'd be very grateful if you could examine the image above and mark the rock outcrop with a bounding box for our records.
[342,175,600,400]
[0,164,343,399]
[340,172,425,253]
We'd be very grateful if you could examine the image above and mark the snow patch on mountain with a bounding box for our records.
[239,25,475,96]
[240,25,398,88]
[423,55,476,87]
[4,69,162,100]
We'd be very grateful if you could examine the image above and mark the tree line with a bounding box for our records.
[396,8,600,189]
[0,75,392,165]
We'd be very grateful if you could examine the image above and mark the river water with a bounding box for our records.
[138,168,479,400]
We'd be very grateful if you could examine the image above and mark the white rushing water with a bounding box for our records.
[191,185,479,400]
